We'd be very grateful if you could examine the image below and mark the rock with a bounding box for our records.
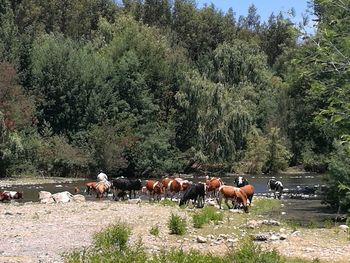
[229,209,243,214]
[41,197,55,204]
[262,219,280,226]
[127,198,141,204]
[39,191,52,201]
[207,234,215,240]
[72,194,86,202]
[227,238,238,243]
[219,234,228,239]
[269,234,279,241]
[247,220,260,229]
[252,233,269,241]
[197,236,207,243]
[339,225,349,232]
[281,212,286,215]
[52,191,73,203]
[279,234,287,240]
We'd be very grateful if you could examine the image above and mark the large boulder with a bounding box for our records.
[39,191,54,204]
[52,191,73,203]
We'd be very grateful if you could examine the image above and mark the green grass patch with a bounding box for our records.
[250,198,282,216]
[192,206,223,228]
[94,222,131,251]
[168,213,187,235]
[158,199,178,207]
[149,225,160,236]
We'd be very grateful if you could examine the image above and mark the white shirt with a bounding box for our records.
[97,172,108,182]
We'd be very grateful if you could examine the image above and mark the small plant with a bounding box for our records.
[168,213,186,235]
[323,218,333,229]
[159,199,177,207]
[306,220,318,229]
[94,222,131,251]
[149,225,160,236]
[192,206,223,228]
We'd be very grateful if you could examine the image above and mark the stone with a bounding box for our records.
[39,191,52,201]
[72,194,86,202]
[247,220,260,229]
[40,197,55,204]
[339,225,349,232]
[279,234,287,240]
[197,236,207,243]
[127,198,141,204]
[262,219,280,226]
[52,191,73,203]
[269,234,279,241]
[207,234,215,240]
[252,234,269,241]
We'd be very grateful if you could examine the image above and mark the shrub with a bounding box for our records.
[94,223,131,251]
[192,206,223,228]
[168,213,186,235]
[227,238,283,263]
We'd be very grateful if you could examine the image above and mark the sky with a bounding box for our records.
[196,0,315,32]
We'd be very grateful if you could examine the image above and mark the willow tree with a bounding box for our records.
[176,71,251,163]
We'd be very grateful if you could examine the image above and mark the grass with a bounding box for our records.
[65,226,321,263]
[250,198,282,216]
[93,222,131,251]
[149,225,160,236]
[159,199,178,207]
[192,206,224,228]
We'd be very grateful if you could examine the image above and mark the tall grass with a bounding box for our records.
[192,206,223,228]
[168,213,187,235]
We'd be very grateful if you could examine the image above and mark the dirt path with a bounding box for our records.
[1,200,349,263]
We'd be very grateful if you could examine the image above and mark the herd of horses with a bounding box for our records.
[82,176,284,213]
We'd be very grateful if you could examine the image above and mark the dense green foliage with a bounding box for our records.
[0,0,349,209]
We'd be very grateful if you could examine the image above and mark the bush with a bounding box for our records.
[168,213,186,235]
[192,206,223,228]
[94,223,131,251]
[227,238,283,263]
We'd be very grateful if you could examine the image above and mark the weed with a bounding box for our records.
[323,218,333,229]
[168,213,186,235]
[192,206,223,228]
[149,225,160,236]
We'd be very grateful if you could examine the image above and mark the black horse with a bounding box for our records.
[267,179,284,199]
[234,176,249,187]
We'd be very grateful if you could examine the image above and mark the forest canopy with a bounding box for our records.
[0,0,349,210]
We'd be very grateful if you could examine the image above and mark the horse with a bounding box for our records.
[267,179,284,199]
[234,176,249,187]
